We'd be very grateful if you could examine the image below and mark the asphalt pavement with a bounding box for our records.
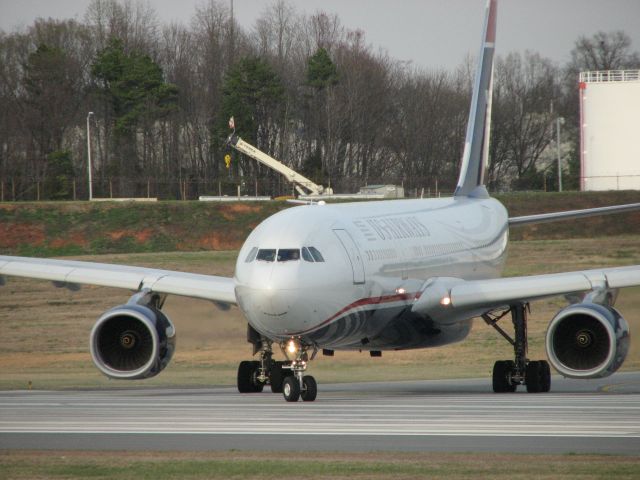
[1,372,639,454]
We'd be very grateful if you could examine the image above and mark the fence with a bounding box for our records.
[579,70,640,83]
[0,177,288,202]
[1,175,456,202]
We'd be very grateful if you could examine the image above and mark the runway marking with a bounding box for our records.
[2,380,640,448]
[2,430,639,438]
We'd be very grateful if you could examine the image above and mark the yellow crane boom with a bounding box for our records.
[227,133,331,197]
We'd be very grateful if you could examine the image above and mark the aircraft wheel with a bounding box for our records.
[301,375,317,402]
[283,376,300,402]
[493,360,517,393]
[525,361,542,393]
[526,360,551,393]
[270,361,285,393]
[251,360,264,392]
[540,360,551,392]
[237,361,254,393]
[237,360,263,393]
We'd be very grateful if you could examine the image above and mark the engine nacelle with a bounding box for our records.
[545,303,629,379]
[90,304,176,380]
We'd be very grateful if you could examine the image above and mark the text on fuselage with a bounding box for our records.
[354,216,431,242]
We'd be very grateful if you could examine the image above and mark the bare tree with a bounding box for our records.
[332,31,397,186]
[570,31,640,72]
[490,52,560,190]
[85,0,159,53]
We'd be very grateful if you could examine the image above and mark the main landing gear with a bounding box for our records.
[237,328,318,402]
[483,303,551,393]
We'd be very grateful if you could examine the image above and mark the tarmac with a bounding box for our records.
[1,372,639,454]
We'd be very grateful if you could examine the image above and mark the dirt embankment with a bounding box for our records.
[0,191,638,256]
[0,201,287,256]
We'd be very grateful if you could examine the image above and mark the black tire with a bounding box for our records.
[237,360,263,393]
[237,361,254,393]
[270,361,285,393]
[283,376,300,402]
[252,360,264,392]
[526,360,542,393]
[526,360,552,393]
[504,360,518,392]
[301,375,317,402]
[493,360,517,393]
[540,360,551,393]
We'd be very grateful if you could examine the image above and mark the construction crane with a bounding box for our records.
[226,128,332,197]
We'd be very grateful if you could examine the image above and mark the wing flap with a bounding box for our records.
[65,267,145,290]
[0,255,236,304]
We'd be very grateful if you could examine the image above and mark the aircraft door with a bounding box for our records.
[333,229,365,284]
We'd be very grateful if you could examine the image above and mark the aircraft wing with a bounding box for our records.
[412,265,640,314]
[508,202,640,226]
[0,255,237,305]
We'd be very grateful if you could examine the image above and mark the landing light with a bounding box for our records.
[440,296,452,306]
[286,339,298,354]
[396,287,406,295]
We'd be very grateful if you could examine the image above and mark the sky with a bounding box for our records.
[1,0,639,70]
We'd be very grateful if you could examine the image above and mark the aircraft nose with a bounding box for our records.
[235,255,323,335]
[263,286,289,316]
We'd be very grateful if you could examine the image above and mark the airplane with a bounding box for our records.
[1,0,640,402]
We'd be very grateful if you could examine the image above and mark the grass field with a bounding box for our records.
[0,236,638,390]
[1,451,639,479]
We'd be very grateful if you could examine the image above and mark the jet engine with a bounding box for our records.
[545,303,629,379]
[90,304,176,380]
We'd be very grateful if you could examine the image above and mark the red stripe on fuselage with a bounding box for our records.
[290,291,421,336]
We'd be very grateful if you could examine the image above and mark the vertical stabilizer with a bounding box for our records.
[454,0,497,198]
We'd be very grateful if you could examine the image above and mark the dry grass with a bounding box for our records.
[0,236,639,390]
[1,450,639,479]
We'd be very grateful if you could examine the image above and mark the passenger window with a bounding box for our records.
[245,247,258,263]
[256,249,276,262]
[308,247,325,262]
[302,247,314,262]
[277,249,300,262]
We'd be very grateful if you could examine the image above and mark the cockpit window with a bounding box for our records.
[277,249,300,262]
[308,246,325,262]
[301,247,314,262]
[244,247,258,263]
[256,249,276,262]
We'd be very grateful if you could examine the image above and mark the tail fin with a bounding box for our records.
[454,0,497,198]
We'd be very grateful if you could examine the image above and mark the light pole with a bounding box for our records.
[556,116,564,192]
[86,111,94,200]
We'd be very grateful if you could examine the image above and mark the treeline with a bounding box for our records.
[0,0,638,200]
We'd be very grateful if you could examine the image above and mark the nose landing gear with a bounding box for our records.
[236,327,318,402]
[281,342,317,402]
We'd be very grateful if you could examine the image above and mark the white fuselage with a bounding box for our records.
[234,196,509,350]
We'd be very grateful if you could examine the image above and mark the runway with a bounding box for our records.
[1,372,640,454]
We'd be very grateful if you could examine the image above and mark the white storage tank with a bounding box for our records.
[580,70,640,191]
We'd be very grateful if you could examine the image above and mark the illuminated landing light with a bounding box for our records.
[396,287,406,295]
[440,296,452,307]
[318,200,326,206]
[286,339,298,354]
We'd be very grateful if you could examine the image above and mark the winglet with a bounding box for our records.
[454,0,497,198]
